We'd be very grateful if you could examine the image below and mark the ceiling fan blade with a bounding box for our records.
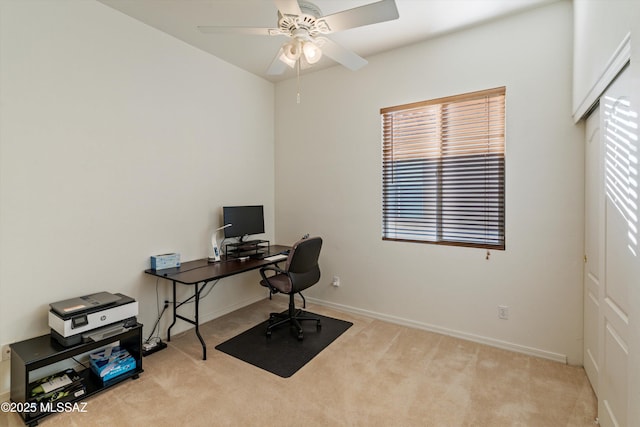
[197,26,279,36]
[321,0,399,32]
[274,0,302,16]
[316,37,367,71]
[267,48,289,75]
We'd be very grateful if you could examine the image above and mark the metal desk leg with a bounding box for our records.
[167,281,178,342]
[166,281,208,360]
[193,282,206,360]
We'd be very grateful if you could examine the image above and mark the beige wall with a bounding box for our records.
[0,0,275,396]
[274,0,584,364]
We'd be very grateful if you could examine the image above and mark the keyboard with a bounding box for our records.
[264,254,288,262]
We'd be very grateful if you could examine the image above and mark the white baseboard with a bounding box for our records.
[308,297,568,364]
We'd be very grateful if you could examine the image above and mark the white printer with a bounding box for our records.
[48,292,138,347]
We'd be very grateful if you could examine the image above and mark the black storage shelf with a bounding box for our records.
[225,239,270,259]
[10,324,143,426]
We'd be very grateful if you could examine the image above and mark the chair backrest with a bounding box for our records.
[287,236,322,272]
[286,236,322,292]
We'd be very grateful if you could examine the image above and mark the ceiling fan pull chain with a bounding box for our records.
[296,59,301,104]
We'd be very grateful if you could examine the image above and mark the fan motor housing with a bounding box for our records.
[277,1,329,36]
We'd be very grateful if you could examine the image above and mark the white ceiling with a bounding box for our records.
[98,0,554,82]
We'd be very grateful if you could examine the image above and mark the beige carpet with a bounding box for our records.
[3,298,597,427]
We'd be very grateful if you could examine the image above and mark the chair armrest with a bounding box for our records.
[259,266,286,282]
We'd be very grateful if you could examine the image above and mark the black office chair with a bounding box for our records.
[259,236,323,340]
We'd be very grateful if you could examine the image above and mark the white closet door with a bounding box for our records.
[584,106,602,397]
[598,66,636,427]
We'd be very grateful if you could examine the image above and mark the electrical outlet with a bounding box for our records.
[1,344,11,361]
[498,305,509,320]
[332,276,340,287]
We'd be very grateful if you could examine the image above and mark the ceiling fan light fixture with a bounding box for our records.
[278,51,297,69]
[283,40,301,61]
[302,41,322,64]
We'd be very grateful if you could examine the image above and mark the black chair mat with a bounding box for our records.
[215,311,352,378]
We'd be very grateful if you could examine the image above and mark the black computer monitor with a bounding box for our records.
[223,205,265,241]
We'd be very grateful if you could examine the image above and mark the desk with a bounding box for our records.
[144,245,290,360]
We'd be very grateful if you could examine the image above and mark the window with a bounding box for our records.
[381,87,505,249]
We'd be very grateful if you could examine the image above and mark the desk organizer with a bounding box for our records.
[225,240,270,259]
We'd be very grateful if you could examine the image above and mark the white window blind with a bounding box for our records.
[381,87,505,249]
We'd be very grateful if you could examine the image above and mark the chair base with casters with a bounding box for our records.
[266,292,321,340]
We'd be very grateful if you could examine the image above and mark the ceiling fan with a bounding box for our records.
[197,0,399,75]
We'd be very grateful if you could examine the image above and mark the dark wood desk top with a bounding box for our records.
[144,245,290,285]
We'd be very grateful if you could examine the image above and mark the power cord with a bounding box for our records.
[144,302,169,345]
[143,281,169,351]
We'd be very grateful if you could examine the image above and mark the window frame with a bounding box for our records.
[381,87,506,250]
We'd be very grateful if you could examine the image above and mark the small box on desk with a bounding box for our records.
[89,346,136,383]
[150,253,180,270]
